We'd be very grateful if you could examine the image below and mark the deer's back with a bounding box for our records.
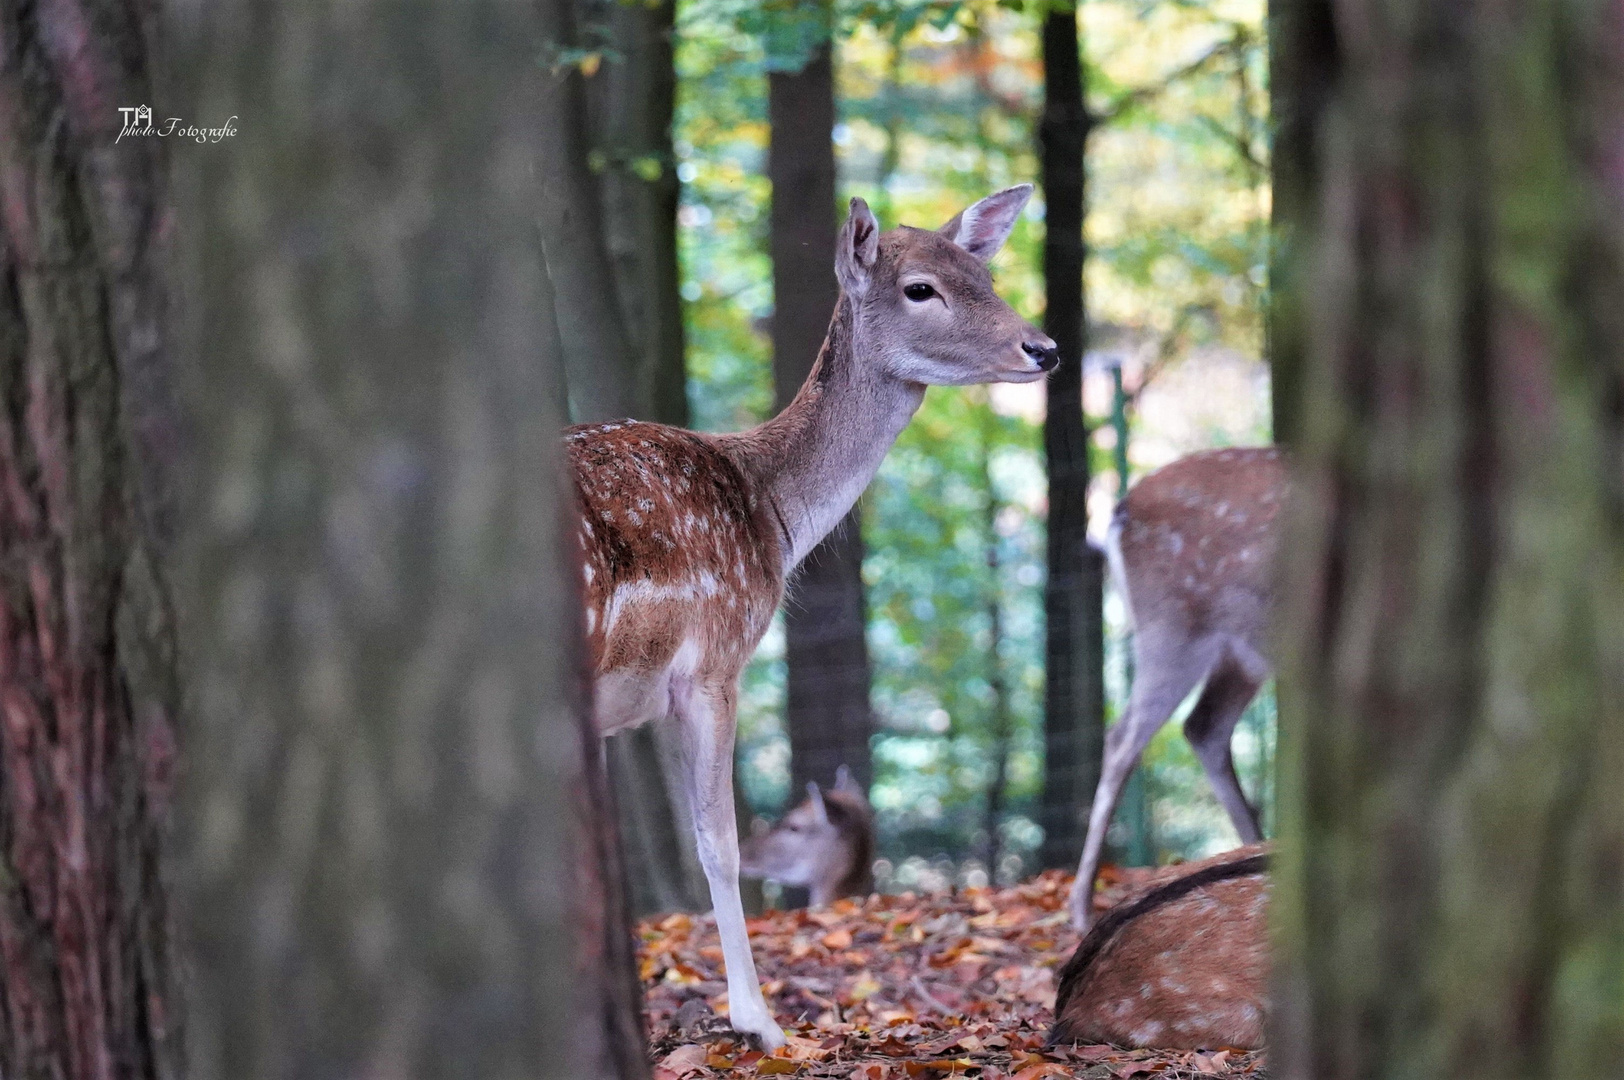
[1051,847,1270,1050]
[568,420,785,682]
[1113,447,1285,653]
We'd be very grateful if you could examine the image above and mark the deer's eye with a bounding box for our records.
[903,282,936,302]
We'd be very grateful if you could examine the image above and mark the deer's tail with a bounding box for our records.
[1103,505,1134,633]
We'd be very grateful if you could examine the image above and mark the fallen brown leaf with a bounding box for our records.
[656,1044,707,1078]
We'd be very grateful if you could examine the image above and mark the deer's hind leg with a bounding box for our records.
[1068,631,1220,930]
[672,674,786,1050]
[1182,650,1266,844]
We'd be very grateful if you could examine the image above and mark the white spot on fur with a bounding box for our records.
[601,578,697,636]
[1128,1020,1165,1044]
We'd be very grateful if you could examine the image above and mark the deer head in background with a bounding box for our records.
[740,767,875,908]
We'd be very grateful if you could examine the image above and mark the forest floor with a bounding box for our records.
[639,869,1268,1080]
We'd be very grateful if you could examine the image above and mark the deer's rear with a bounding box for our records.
[1069,448,1286,929]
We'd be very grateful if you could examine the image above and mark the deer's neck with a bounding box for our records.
[737,296,923,569]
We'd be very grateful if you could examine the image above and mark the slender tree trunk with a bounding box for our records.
[978,401,1013,881]
[1272,0,1624,1071]
[770,28,876,802]
[173,3,646,1077]
[0,5,181,1077]
[1038,1,1106,871]
[579,0,708,915]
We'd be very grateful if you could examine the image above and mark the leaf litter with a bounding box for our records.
[641,869,1268,1079]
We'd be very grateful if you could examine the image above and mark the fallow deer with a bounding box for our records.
[740,765,875,906]
[1051,845,1271,1050]
[568,187,1056,1048]
[1069,447,1286,929]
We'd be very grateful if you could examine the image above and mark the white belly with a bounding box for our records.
[592,637,702,735]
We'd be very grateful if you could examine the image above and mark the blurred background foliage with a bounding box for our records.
[672,0,1273,889]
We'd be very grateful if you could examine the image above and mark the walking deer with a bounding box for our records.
[568,187,1055,1048]
[740,766,875,906]
[1069,447,1286,929]
[1051,845,1271,1049]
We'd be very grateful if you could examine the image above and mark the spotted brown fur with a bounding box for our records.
[1051,846,1271,1050]
[568,420,783,685]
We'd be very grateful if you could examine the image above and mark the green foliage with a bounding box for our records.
[865,389,1046,864]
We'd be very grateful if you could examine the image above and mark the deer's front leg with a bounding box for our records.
[674,682,786,1050]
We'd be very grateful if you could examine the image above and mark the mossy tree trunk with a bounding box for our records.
[173,2,646,1077]
[0,3,182,1077]
[1272,0,1624,1072]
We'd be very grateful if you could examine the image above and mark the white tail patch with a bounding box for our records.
[1104,513,1135,634]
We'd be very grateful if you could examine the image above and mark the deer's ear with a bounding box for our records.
[834,765,861,796]
[836,197,880,294]
[939,184,1032,262]
[806,781,830,827]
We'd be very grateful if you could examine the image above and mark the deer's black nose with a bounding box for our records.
[1024,339,1060,371]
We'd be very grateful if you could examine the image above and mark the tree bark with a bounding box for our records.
[1265,0,1337,449]
[1266,0,1337,813]
[591,0,690,428]
[173,3,646,1077]
[0,4,182,1077]
[576,0,708,916]
[770,32,876,801]
[1272,0,1624,1071]
[1038,1,1107,871]
[538,0,640,422]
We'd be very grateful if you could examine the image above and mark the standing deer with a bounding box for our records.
[740,765,876,906]
[1069,447,1286,929]
[569,187,1056,1048]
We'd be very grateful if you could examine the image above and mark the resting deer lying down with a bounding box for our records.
[1070,448,1286,929]
[1051,845,1271,1050]
[568,187,1056,1048]
[739,766,875,906]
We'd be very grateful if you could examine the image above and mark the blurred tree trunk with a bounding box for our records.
[1264,0,1336,448]
[1272,0,1624,1072]
[577,0,708,916]
[1265,0,1337,855]
[0,5,182,1077]
[770,19,875,805]
[1037,0,1106,871]
[174,3,646,1078]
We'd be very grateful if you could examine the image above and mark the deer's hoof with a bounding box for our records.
[730,1007,786,1051]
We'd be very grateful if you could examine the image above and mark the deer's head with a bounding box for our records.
[739,767,874,905]
[835,185,1057,386]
